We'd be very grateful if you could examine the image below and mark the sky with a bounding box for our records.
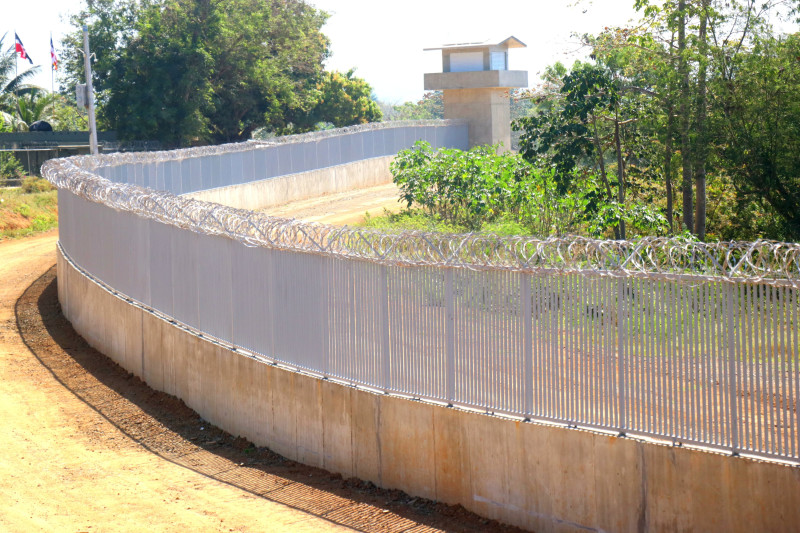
[3,0,795,104]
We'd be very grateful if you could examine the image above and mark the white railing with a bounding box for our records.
[44,122,800,464]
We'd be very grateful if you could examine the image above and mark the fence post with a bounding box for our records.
[522,273,533,416]
[380,265,391,392]
[727,282,740,454]
[320,256,331,379]
[445,269,455,404]
[618,277,627,434]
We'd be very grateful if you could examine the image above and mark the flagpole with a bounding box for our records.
[50,33,55,121]
[83,25,98,155]
[14,30,18,101]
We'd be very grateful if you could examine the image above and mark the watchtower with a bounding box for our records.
[424,37,528,151]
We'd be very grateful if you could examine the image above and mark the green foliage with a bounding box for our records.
[361,209,467,234]
[388,92,444,121]
[305,69,382,128]
[0,186,58,239]
[103,0,218,146]
[391,141,531,230]
[1,34,43,131]
[67,0,334,145]
[14,92,59,129]
[390,142,594,236]
[514,62,613,194]
[0,152,24,183]
[60,0,142,100]
[49,96,89,131]
[716,33,800,240]
[206,0,330,140]
[21,177,55,193]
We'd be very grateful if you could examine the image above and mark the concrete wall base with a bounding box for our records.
[185,156,394,211]
[57,247,800,533]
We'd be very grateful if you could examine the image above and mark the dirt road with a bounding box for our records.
[0,232,520,533]
[265,182,403,225]
[0,233,352,532]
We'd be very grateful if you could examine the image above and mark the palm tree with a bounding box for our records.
[0,33,42,130]
[15,92,58,130]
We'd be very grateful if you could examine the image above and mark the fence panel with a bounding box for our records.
[46,121,799,463]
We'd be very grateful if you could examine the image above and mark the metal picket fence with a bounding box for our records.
[43,121,800,464]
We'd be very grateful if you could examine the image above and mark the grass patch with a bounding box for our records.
[361,209,468,233]
[360,209,535,237]
[0,178,58,239]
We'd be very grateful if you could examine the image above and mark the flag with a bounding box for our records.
[15,33,33,64]
[50,36,58,71]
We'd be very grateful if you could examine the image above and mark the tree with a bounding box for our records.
[514,61,666,239]
[60,0,144,125]
[302,69,382,128]
[0,34,41,130]
[101,0,218,146]
[717,33,800,239]
[204,0,330,141]
[0,118,24,182]
[14,92,59,130]
[388,92,444,121]
[587,0,799,240]
[64,0,335,145]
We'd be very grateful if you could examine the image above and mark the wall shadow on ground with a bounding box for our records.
[15,267,522,533]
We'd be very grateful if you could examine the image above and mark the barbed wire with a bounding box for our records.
[41,123,800,287]
[62,120,465,171]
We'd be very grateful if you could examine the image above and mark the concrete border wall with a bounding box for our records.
[50,122,800,532]
[185,155,394,211]
[58,245,800,533]
[91,122,466,197]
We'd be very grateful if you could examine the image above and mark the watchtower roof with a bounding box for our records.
[423,36,526,52]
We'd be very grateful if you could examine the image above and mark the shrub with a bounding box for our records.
[0,153,24,183]
[390,141,587,236]
[21,177,55,193]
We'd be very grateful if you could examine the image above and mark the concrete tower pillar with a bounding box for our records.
[424,37,528,152]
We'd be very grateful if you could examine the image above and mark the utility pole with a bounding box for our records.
[83,25,98,155]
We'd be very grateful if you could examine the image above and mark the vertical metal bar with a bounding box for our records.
[764,285,777,453]
[522,273,533,417]
[535,275,543,418]
[738,282,747,450]
[668,278,676,439]
[703,280,711,445]
[727,283,740,454]
[756,282,764,452]
[793,286,799,460]
[773,284,782,456]
[549,274,556,419]
[781,284,789,458]
[565,275,572,421]
[790,285,798,460]
[445,268,455,403]
[321,256,331,378]
[691,282,700,442]
[657,280,665,437]
[380,265,391,392]
[618,277,626,433]
[606,275,614,428]
[712,281,723,448]
[678,280,686,442]
[580,275,588,424]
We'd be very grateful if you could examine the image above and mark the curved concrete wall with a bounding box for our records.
[186,155,395,211]
[52,122,800,532]
[57,246,800,533]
